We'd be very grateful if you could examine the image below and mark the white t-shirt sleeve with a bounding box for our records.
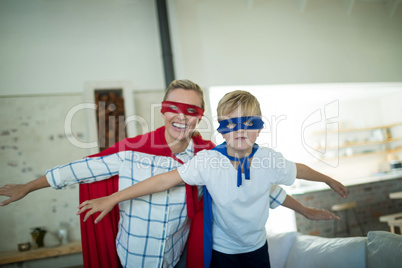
[177,150,210,186]
[269,149,297,186]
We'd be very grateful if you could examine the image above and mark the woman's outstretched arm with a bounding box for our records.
[0,175,50,206]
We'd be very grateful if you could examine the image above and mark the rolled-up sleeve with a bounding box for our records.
[269,185,287,209]
[46,152,126,189]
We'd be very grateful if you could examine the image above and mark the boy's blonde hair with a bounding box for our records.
[217,90,262,121]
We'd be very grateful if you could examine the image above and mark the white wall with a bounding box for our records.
[169,0,402,87]
[0,0,165,96]
[1,0,401,96]
[0,95,88,251]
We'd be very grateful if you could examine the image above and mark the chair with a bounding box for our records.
[379,212,402,234]
[387,219,402,234]
[331,201,365,237]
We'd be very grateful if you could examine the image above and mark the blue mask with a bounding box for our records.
[217,116,264,134]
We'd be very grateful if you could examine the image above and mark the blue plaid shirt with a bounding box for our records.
[46,141,287,268]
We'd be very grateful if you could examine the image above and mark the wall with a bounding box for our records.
[169,0,402,87]
[0,94,87,252]
[132,90,165,134]
[0,0,164,96]
[1,0,401,97]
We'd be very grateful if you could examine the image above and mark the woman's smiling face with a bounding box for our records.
[162,88,203,146]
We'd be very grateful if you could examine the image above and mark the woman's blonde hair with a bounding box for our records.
[217,90,261,121]
[163,79,205,110]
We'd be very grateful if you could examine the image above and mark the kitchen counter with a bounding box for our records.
[288,170,402,195]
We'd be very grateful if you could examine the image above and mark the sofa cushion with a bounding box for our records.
[267,232,299,268]
[285,235,367,268]
[367,231,402,268]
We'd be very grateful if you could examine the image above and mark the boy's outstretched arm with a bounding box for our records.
[282,195,340,221]
[295,163,348,199]
[78,169,183,223]
[0,175,50,206]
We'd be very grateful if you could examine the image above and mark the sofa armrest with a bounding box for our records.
[267,232,299,268]
[284,235,367,268]
[367,231,402,268]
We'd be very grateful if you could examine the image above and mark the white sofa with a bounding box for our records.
[267,231,402,268]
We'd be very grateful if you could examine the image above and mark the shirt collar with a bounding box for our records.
[174,139,195,158]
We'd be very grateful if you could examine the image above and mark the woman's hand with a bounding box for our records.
[303,207,341,221]
[326,178,348,199]
[0,175,50,206]
[77,195,117,223]
[0,184,30,206]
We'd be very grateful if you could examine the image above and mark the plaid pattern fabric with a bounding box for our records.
[46,142,196,268]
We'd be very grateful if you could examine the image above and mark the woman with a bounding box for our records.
[79,79,216,268]
[0,79,338,268]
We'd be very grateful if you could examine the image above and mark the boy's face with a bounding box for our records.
[221,107,261,156]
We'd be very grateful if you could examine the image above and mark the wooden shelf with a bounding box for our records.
[341,147,402,158]
[310,122,402,160]
[317,146,402,160]
[315,137,402,151]
[0,241,82,265]
[313,122,402,135]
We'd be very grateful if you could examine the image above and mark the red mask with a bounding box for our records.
[161,101,204,119]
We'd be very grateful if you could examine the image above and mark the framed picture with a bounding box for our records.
[85,81,135,154]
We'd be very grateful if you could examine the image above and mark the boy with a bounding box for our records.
[77,90,347,268]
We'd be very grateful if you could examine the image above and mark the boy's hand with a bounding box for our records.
[0,184,29,206]
[77,195,116,223]
[303,207,341,221]
[326,178,348,199]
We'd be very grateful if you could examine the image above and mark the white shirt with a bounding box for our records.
[177,147,296,254]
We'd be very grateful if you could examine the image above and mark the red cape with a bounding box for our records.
[79,126,215,268]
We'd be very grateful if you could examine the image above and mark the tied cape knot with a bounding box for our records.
[212,142,259,187]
